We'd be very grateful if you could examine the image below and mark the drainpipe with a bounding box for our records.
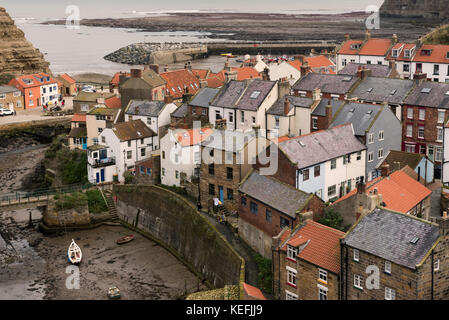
[431,250,434,300]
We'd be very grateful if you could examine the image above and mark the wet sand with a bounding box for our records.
[0,141,205,300]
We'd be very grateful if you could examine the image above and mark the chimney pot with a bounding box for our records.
[284,97,290,115]
[130,68,142,78]
[381,163,390,177]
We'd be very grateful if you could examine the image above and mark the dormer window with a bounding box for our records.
[287,245,298,261]
[392,49,399,57]
[404,50,411,58]
[446,52,449,59]
[350,44,361,50]
[421,49,432,56]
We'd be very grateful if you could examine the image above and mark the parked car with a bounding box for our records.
[50,106,61,112]
[0,108,14,116]
[82,85,96,93]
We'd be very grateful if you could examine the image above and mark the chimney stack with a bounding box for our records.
[300,61,311,77]
[365,29,371,41]
[357,181,366,194]
[284,97,290,115]
[312,88,321,101]
[413,72,428,85]
[439,211,449,237]
[164,92,174,104]
[130,69,142,78]
[278,77,291,98]
[325,100,333,129]
[200,79,208,88]
[392,34,398,44]
[149,64,160,74]
[344,33,350,41]
[357,66,372,80]
[381,163,390,177]
[164,65,169,72]
[135,106,140,115]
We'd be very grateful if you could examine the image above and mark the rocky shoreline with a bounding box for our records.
[44,11,436,42]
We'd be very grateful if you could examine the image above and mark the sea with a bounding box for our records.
[1,0,385,75]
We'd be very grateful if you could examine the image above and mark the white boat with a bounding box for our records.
[67,239,82,264]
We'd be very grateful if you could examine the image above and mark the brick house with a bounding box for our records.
[238,169,324,258]
[272,220,345,300]
[134,153,161,185]
[401,80,449,178]
[341,207,449,300]
[0,85,23,111]
[56,73,76,97]
[199,130,257,212]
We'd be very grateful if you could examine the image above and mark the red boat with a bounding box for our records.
[116,235,134,245]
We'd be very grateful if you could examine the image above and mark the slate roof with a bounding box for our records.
[338,63,393,78]
[171,103,188,118]
[330,102,383,136]
[238,170,312,218]
[278,220,345,274]
[235,80,277,111]
[342,208,440,270]
[202,130,255,152]
[73,91,115,102]
[311,99,343,117]
[125,100,166,117]
[267,95,314,116]
[404,82,449,109]
[292,73,358,95]
[68,127,87,138]
[112,119,156,141]
[279,124,366,169]
[349,77,415,105]
[377,150,426,170]
[0,85,20,94]
[211,80,247,108]
[189,87,220,108]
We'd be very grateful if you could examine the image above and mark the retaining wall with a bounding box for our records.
[113,184,244,289]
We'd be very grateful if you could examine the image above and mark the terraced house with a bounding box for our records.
[238,169,324,258]
[330,102,402,181]
[401,80,449,177]
[264,124,366,203]
[272,220,344,300]
[0,85,23,111]
[341,207,449,300]
[9,73,60,109]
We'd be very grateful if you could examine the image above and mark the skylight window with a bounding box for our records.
[250,91,261,99]
[367,88,373,93]
[421,88,432,94]
[410,237,419,244]
[343,76,352,82]
[390,89,397,95]
[421,49,432,56]
[349,108,355,113]
[366,110,373,115]
[298,141,305,147]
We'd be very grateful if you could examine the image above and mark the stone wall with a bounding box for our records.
[43,199,90,227]
[113,184,244,289]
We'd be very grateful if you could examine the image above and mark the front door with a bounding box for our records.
[100,169,105,182]
[219,186,224,203]
[96,172,100,183]
[82,138,87,150]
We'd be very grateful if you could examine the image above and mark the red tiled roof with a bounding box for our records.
[191,69,210,80]
[175,128,213,147]
[358,38,393,56]
[110,72,130,87]
[242,283,266,300]
[333,170,432,213]
[338,40,364,55]
[412,44,449,63]
[206,76,225,88]
[11,73,58,88]
[59,73,76,84]
[212,67,262,82]
[104,96,121,109]
[288,56,335,74]
[280,220,345,274]
[386,43,416,61]
[161,69,200,99]
[71,113,86,122]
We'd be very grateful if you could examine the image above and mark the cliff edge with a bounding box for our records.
[0,7,50,81]
[380,0,449,20]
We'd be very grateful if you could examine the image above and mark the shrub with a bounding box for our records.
[318,208,349,232]
[86,189,108,214]
[54,192,87,211]
[253,253,272,295]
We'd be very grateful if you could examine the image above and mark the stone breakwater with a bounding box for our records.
[104,42,208,65]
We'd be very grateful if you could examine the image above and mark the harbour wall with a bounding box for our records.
[113,184,245,290]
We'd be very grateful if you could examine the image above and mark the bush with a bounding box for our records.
[54,192,87,211]
[318,208,350,232]
[123,171,134,184]
[86,189,108,214]
[253,253,272,295]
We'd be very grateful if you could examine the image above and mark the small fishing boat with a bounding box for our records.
[67,239,82,264]
[108,286,121,299]
[116,234,134,245]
